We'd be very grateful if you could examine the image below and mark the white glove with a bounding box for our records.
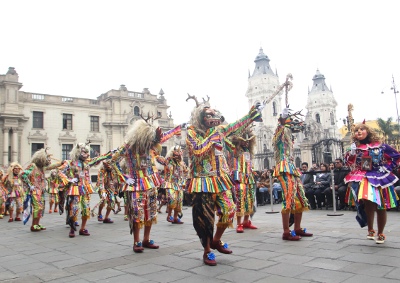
[256,103,265,112]
[350,143,357,155]
[102,192,107,198]
[29,185,35,191]
[69,178,78,184]
[125,178,136,186]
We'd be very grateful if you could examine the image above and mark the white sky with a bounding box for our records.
[2,0,400,128]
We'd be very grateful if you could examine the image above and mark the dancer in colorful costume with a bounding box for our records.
[0,170,6,219]
[47,169,63,214]
[344,122,400,244]
[21,148,59,231]
[110,117,182,253]
[57,142,110,238]
[227,127,258,233]
[94,160,121,224]
[185,94,261,266]
[3,162,24,222]
[272,108,313,241]
[157,145,188,224]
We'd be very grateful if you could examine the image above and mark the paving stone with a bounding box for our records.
[298,268,354,283]
[342,274,400,283]
[303,258,350,270]
[141,269,192,283]
[261,262,313,277]
[217,268,267,282]
[340,262,395,278]
[77,268,126,281]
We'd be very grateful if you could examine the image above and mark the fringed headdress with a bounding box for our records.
[6,162,23,183]
[69,141,90,161]
[229,127,256,157]
[30,147,52,168]
[186,93,223,135]
[125,112,162,153]
[166,144,183,160]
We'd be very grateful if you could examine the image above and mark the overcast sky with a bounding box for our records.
[2,1,399,128]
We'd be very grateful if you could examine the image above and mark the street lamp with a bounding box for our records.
[391,76,400,133]
[381,75,400,133]
[342,116,353,133]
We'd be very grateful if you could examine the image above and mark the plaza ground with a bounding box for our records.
[1,194,400,283]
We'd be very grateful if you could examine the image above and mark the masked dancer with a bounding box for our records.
[3,163,24,222]
[21,148,59,231]
[93,160,121,224]
[110,117,183,253]
[0,170,6,219]
[227,127,258,233]
[58,142,110,238]
[272,108,313,241]
[47,169,63,214]
[185,94,261,266]
[157,145,188,224]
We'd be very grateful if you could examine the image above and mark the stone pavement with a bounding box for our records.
[2,195,400,283]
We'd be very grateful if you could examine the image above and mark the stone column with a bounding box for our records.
[3,128,9,166]
[11,130,18,162]
[299,140,313,165]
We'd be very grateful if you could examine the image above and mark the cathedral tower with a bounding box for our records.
[304,69,339,141]
[245,48,283,169]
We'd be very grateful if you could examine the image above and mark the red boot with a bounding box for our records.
[243,220,257,229]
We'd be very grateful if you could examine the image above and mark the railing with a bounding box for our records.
[62,97,74,102]
[32,94,45,100]
[128,92,144,98]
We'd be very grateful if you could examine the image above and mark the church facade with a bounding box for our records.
[245,48,341,170]
[0,67,177,175]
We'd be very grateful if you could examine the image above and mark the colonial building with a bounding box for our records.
[245,49,341,170]
[0,67,178,176]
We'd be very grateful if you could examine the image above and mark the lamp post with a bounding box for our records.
[381,76,400,133]
[391,75,400,133]
[257,128,263,171]
[342,116,353,133]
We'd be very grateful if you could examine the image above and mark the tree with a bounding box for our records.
[376,117,395,142]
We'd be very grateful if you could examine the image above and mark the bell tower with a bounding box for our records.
[304,69,339,140]
[245,48,283,170]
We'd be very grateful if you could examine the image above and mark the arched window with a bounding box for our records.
[273,102,277,116]
[315,113,321,123]
[330,112,335,125]
[134,106,140,116]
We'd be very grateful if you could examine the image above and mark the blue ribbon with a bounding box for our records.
[207,252,216,260]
